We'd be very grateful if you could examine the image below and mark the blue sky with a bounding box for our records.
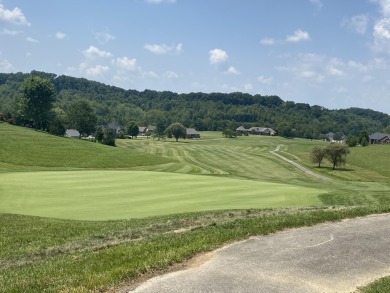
[1,0,390,114]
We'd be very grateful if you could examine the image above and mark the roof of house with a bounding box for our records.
[186,128,199,135]
[236,126,248,131]
[369,132,390,140]
[249,127,267,132]
[147,125,157,131]
[107,123,122,130]
[65,129,80,137]
[139,126,147,132]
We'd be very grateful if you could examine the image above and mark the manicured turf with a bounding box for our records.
[0,170,324,220]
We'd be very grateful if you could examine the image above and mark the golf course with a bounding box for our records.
[1,122,390,292]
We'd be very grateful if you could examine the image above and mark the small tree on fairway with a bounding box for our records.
[325,143,350,170]
[310,147,326,168]
[166,123,186,142]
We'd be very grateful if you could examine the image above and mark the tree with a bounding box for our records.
[346,136,358,147]
[222,129,237,138]
[310,147,326,168]
[101,128,116,146]
[67,100,97,136]
[95,126,104,143]
[166,123,186,142]
[127,121,139,138]
[47,118,66,136]
[325,144,350,170]
[18,76,55,129]
[358,131,369,147]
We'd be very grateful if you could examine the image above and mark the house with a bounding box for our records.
[369,132,390,144]
[107,122,123,135]
[186,128,200,139]
[65,129,80,138]
[236,126,249,135]
[325,132,335,141]
[147,125,157,133]
[138,126,147,136]
[248,127,277,136]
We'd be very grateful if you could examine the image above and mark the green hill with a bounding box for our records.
[1,71,390,138]
[0,123,171,171]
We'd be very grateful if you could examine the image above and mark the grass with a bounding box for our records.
[0,123,171,171]
[0,170,324,220]
[1,125,390,291]
[1,206,390,293]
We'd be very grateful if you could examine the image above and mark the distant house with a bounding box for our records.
[147,125,157,133]
[65,129,80,138]
[138,126,147,136]
[107,122,123,135]
[248,127,277,136]
[369,132,390,144]
[325,132,335,141]
[186,128,200,139]
[236,126,249,135]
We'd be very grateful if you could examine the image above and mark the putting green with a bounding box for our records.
[0,171,325,220]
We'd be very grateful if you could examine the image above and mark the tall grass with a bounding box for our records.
[1,206,390,292]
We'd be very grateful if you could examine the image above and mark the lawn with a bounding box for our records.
[0,170,324,220]
[1,124,390,292]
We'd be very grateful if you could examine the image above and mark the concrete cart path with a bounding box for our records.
[130,214,390,293]
[270,144,331,181]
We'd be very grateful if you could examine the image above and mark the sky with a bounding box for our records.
[1,0,390,114]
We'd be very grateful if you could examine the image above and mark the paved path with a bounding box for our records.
[130,214,390,293]
[270,145,331,181]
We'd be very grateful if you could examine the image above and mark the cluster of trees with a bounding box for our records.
[310,144,350,170]
[1,71,390,140]
[345,131,370,147]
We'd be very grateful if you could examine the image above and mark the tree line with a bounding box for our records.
[1,71,390,140]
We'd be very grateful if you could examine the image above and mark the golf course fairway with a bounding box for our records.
[0,171,325,220]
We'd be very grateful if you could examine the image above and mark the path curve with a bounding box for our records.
[270,145,331,181]
[129,213,390,293]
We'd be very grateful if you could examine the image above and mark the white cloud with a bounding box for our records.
[142,71,158,78]
[309,0,323,10]
[226,66,239,75]
[164,71,179,78]
[111,57,139,71]
[344,15,369,34]
[144,43,182,54]
[374,18,390,39]
[373,0,390,17]
[145,0,176,3]
[286,29,310,42]
[55,32,67,40]
[95,31,116,43]
[257,75,274,84]
[0,29,21,35]
[209,48,228,64]
[244,83,253,91]
[260,38,276,45]
[83,46,112,58]
[0,4,30,26]
[0,58,14,72]
[26,37,38,43]
[85,65,110,76]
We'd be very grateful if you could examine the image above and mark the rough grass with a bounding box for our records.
[0,123,171,171]
[1,206,390,293]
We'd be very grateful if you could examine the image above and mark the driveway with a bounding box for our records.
[130,214,390,293]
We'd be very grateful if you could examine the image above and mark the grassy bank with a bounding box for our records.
[1,206,390,292]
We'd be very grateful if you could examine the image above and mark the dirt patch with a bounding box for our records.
[105,251,215,293]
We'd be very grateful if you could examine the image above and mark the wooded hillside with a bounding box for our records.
[1,70,389,138]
